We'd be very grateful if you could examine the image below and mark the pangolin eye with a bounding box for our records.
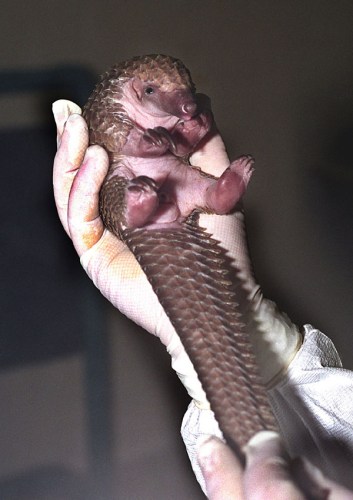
[144,86,154,95]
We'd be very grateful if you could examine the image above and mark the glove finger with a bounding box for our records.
[68,145,110,255]
[53,110,88,235]
[52,99,82,139]
[244,431,305,499]
[197,436,244,499]
[291,457,353,499]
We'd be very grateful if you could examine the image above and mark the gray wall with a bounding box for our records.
[1,1,352,497]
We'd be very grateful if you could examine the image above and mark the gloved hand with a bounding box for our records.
[53,99,301,408]
[197,431,353,499]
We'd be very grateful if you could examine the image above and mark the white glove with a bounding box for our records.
[197,431,353,499]
[53,99,301,408]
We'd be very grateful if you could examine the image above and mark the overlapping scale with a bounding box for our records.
[124,222,277,459]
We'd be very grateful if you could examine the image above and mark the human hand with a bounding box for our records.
[198,431,353,499]
[52,99,300,407]
[53,99,216,405]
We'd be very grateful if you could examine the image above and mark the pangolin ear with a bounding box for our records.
[131,78,143,100]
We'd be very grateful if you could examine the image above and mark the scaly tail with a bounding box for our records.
[123,220,277,461]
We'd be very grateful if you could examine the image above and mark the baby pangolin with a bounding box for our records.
[83,54,277,460]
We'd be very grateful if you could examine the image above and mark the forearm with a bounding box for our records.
[268,325,353,487]
[181,325,353,492]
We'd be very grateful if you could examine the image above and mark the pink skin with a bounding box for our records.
[119,126,173,158]
[130,78,197,120]
[120,110,213,159]
[112,78,253,230]
[122,155,254,229]
[206,155,254,214]
[119,79,212,158]
[170,109,213,157]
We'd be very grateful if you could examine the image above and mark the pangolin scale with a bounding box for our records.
[83,54,277,459]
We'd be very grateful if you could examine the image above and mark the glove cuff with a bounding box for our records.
[249,296,303,387]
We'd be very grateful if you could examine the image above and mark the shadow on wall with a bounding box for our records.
[0,66,113,500]
[0,66,96,367]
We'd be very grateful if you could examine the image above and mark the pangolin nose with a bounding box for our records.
[182,101,197,117]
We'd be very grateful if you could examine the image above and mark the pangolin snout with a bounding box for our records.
[181,101,197,119]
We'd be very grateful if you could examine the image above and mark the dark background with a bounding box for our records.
[0,1,352,498]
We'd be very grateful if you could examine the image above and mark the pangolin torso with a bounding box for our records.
[83,54,277,459]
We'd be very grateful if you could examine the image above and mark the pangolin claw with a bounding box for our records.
[144,127,177,153]
[127,175,158,192]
